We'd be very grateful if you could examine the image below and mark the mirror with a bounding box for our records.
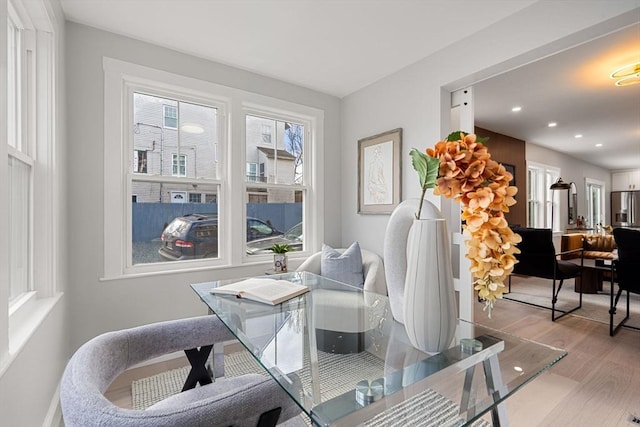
[568,190,577,225]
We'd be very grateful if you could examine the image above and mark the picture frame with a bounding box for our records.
[358,128,402,214]
[503,163,516,186]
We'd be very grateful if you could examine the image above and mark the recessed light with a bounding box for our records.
[575,134,583,138]
[595,143,603,147]
[511,106,522,112]
[548,122,557,128]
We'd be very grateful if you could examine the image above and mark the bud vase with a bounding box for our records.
[402,214,457,353]
[273,254,288,272]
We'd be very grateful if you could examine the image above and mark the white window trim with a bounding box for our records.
[1,0,59,367]
[163,104,177,129]
[102,58,324,280]
[585,177,606,228]
[527,161,560,231]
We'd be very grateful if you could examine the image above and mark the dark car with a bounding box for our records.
[159,213,282,261]
[246,222,303,255]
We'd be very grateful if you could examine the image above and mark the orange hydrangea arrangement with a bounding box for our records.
[410,131,521,314]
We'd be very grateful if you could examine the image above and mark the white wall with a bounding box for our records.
[65,22,341,350]
[0,1,69,426]
[340,2,639,256]
[526,142,612,226]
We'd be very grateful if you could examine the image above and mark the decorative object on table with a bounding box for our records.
[358,128,402,214]
[407,131,520,318]
[270,243,291,272]
[402,197,457,353]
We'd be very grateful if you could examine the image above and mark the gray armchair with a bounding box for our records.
[60,315,304,427]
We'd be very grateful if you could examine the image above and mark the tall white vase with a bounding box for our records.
[403,212,457,353]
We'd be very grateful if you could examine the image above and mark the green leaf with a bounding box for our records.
[410,148,439,190]
[446,131,490,145]
[446,131,464,142]
[270,244,291,253]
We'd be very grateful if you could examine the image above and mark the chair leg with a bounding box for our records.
[552,277,582,322]
[610,287,632,336]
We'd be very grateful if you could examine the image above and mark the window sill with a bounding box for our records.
[100,254,310,282]
[1,293,63,378]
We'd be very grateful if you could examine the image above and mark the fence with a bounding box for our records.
[132,202,302,242]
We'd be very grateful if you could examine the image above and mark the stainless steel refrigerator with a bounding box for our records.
[611,190,640,227]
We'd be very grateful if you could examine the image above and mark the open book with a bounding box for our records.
[210,277,309,305]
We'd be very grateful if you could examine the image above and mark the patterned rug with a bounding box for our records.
[132,350,490,426]
[505,274,640,329]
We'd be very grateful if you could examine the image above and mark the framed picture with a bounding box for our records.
[358,128,402,214]
[503,163,516,186]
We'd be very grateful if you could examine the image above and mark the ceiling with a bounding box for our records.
[60,1,640,171]
[475,23,640,171]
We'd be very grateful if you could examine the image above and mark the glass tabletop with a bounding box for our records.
[191,271,567,426]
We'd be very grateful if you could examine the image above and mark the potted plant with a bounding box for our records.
[270,243,291,272]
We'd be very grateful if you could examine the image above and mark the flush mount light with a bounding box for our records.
[548,122,557,128]
[511,106,522,112]
[181,123,204,134]
[575,134,583,138]
[595,143,603,147]
[611,62,640,86]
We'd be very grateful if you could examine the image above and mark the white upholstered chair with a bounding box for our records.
[295,247,387,296]
[296,246,386,353]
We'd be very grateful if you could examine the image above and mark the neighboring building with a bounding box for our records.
[132,95,303,204]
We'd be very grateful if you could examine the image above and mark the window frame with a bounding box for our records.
[585,177,605,229]
[103,58,324,279]
[242,106,312,262]
[171,153,187,177]
[2,0,59,361]
[163,104,177,129]
[527,161,560,231]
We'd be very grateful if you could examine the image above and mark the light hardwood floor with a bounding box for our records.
[105,301,640,425]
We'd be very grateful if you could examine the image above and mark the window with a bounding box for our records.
[163,104,177,129]
[133,150,147,173]
[585,178,605,229]
[172,153,187,176]
[246,162,259,182]
[2,0,58,355]
[527,162,560,230]
[245,113,307,256]
[261,124,272,144]
[103,58,323,277]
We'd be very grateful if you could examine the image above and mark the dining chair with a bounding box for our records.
[610,227,640,335]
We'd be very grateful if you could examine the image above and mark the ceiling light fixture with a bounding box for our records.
[511,106,522,112]
[548,122,557,128]
[610,62,640,86]
[575,134,583,138]
[595,143,603,147]
[181,123,204,134]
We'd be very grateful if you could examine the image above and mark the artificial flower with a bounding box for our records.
[410,131,521,315]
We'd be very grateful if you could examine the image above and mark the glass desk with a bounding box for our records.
[191,272,566,426]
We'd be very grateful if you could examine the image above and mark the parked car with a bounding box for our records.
[159,213,283,261]
[246,222,303,255]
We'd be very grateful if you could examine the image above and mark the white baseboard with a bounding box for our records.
[43,381,63,427]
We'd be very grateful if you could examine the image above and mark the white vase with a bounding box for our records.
[402,211,457,353]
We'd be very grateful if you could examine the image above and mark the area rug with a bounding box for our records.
[505,274,640,329]
[132,350,265,410]
[132,350,490,426]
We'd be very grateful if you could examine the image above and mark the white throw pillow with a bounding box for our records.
[321,242,364,287]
